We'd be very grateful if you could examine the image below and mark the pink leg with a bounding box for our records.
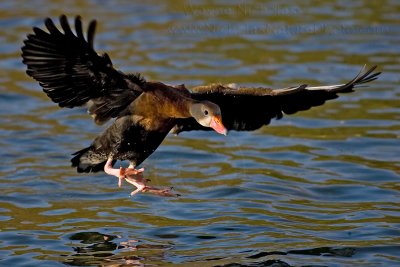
[104,158,179,197]
[104,158,120,177]
[104,158,144,187]
[124,171,179,197]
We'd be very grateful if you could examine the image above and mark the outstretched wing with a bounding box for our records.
[172,65,381,133]
[21,15,145,124]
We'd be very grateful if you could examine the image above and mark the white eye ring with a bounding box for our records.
[204,110,209,115]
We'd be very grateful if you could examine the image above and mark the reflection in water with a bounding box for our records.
[65,232,139,266]
[65,232,118,266]
[0,0,399,266]
[64,232,359,267]
[64,231,360,267]
[70,232,120,255]
[64,231,174,266]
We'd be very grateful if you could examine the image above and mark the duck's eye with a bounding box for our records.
[204,110,209,116]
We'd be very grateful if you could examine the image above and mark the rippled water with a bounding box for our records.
[1,1,399,266]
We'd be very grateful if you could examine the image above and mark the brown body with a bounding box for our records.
[129,82,192,131]
[72,82,196,172]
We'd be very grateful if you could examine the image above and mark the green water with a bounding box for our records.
[0,1,399,266]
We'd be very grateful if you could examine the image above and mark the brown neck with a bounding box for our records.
[176,96,199,118]
[136,81,198,119]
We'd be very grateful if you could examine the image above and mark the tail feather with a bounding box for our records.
[71,146,108,173]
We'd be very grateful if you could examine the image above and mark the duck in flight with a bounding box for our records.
[21,15,381,197]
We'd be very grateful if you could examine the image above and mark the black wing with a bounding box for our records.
[172,65,381,133]
[21,15,145,124]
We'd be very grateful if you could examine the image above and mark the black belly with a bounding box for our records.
[91,117,171,166]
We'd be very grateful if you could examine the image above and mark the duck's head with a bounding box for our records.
[190,101,227,135]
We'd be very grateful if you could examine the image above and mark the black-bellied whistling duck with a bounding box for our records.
[21,15,381,197]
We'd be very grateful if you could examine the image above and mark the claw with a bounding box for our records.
[103,158,179,197]
[139,186,180,197]
[125,168,144,176]
[118,176,124,188]
[118,166,125,187]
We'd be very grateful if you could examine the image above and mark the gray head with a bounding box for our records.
[189,101,227,135]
